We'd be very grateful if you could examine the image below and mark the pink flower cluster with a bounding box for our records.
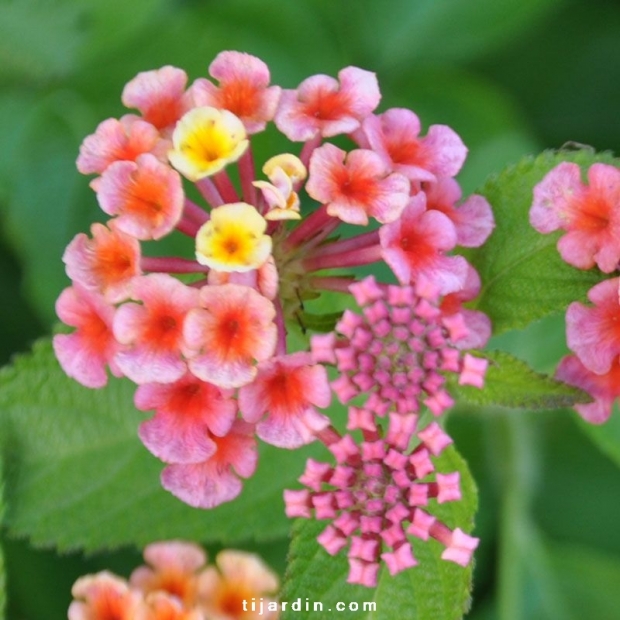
[530,162,620,423]
[68,541,279,620]
[55,50,493,584]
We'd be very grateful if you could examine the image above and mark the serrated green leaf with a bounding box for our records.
[469,150,617,335]
[453,350,589,410]
[0,0,85,83]
[281,447,476,620]
[0,339,324,551]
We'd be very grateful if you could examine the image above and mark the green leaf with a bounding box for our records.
[469,149,617,335]
[281,447,477,620]
[452,350,590,410]
[0,339,323,551]
[0,0,85,83]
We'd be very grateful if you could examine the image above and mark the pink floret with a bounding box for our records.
[184,284,277,389]
[54,285,121,389]
[566,277,620,375]
[440,265,491,350]
[113,274,199,385]
[530,162,620,272]
[355,108,467,182]
[136,373,237,464]
[380,193,468,294]
[556,354,620,425]
[238,352,331,449]
[76,116,165,176]
[425,177,494,248]
[161,420,258,508]
[306,143,410,226]
[63,222,141,304]
[96,153,184,240]
[190,51,281,134]
[274,66,380,141]
[122,65,192,131]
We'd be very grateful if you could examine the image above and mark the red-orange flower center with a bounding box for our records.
[214,583,254,617]
[92,592,129,620]
[220,79,261,119]
[94,244,135,287]
[144,307,182,350]
[265,368,306,415]
[334,168,378,203]
[571,191,612,232]
[305,90,350,122]
[387,138,425,167]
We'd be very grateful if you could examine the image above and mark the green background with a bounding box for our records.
[2,0,620,618]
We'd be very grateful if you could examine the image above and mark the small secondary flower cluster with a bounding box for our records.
[68,541,279,620]
[54,51,493,585]
[530,161,620,423]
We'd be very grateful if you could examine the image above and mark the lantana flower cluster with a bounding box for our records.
[68,541,279,620]
[54,51,494,585]
[530,161,620,423]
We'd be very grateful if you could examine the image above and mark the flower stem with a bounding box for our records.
[183,198,209,225]
[195,177,224,207]
[213,169,240,204]
[303,244,382,272]
[238,145,257,206]
[141,256,209,274]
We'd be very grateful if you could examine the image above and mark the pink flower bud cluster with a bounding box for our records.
[68,541,279,620]
[286,275,485,586]
[285,413,478,588]
[54,50,493,582]
[530,162,620,423]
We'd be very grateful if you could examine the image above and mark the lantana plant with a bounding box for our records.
[2,48,616,619]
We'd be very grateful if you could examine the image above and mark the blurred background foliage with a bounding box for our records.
[1,0,620,618]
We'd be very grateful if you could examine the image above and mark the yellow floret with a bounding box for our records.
[195,202,272,272]
[263,153,307,183]
[168,107,249,181]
